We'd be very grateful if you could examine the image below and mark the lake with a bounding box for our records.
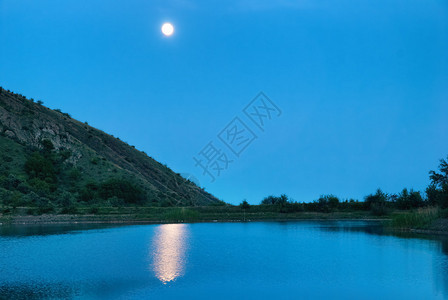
[1,221,447,299]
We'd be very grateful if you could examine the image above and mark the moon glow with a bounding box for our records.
[161,23,174,36]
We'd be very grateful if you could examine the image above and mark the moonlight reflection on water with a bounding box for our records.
[151,224,189,284]
[1,222,448,298]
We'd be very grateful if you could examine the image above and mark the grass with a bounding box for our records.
[391,207,441,230]
[0,205,388,225]
[163,208,200,222]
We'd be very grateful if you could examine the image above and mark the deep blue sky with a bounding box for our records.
[1,0,447,204]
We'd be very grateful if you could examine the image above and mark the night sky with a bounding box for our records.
[1,0,447,204]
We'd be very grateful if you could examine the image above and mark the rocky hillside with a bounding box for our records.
[0,87,221,211]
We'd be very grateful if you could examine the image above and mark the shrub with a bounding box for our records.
[38,204,55,215]
[2,155,13,163]
[28,178,56,195]
[371,203,389,216]
[98,178,145,204]
[79,182,99,202]
[17,182,31,194]
[89,206,99,214]
[60,205,77,214]
[69,168,81,181]
[59,150,72,161]
[41,139,54,152]
[25,152,56,182]
[160,199,175,207]
[22,191,41,205]
[107,196,124,206]
[209,200,226,206]
[59,191,76,207]
[0,187,14,205]
[1,174,22,190]
[57,192,77,214]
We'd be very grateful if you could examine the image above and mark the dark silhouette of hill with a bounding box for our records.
[0,87,220,211]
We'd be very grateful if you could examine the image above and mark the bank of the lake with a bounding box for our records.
[0,206,386,225]
[2,206,448,236]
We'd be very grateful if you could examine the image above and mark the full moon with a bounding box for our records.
[161,23,174,36]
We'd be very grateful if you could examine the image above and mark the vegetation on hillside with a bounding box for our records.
[0,87,221,213]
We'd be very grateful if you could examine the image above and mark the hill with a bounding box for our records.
[0,87,221,213]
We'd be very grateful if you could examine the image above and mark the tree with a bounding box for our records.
[240,199,250,221]
[408,190,424,208]
[364,189,388,215]
[430,157,448,187]
[396,188,424,210]
[98,178,145,204]
[428,156,448,207]
[261,194,288,205]
[316,194,340,212]
[240,199,250,210]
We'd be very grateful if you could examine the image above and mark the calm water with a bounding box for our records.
[1,221,448,299]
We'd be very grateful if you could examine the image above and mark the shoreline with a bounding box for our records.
[2,212,447,237]
[0,213,389,226]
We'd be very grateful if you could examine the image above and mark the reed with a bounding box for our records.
[391,207,440,229]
